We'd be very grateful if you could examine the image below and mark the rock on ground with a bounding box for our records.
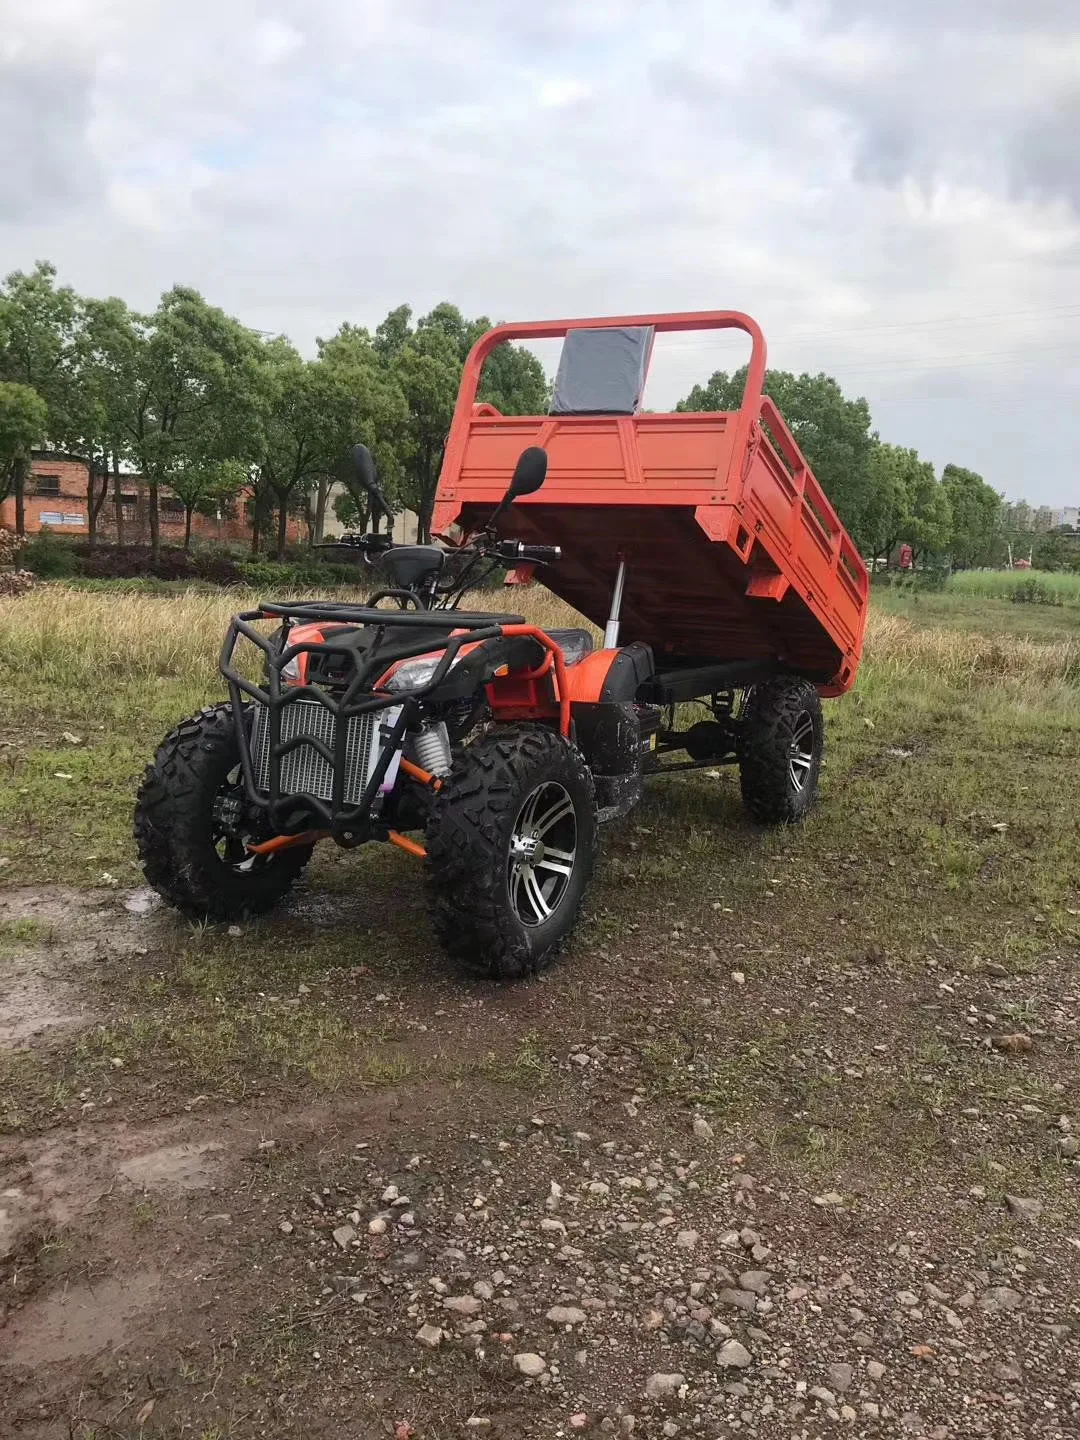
[716,1340,752,1369]
[645,1373,686,1398]
[514,1353,547,1378]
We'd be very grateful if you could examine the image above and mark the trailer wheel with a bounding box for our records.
[135,702,313,921]
[738,678,824,824]
[424,725,597,981]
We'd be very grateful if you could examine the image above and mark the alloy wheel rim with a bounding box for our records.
[507,781,578,927]
[788,711,816,792]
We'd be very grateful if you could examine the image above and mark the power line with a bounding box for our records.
[771,302,1080,340]
[632,304,1080,354]
[821,345,1080,377]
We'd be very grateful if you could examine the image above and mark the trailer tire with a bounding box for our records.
[425,725,597,981]
[738,678,824,824]
[135,702,313,921]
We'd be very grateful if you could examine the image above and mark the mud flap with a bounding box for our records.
[594,771,644,823]
[572,701,646,823]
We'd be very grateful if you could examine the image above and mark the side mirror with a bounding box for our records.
[349,442,378,495]
[508,446,548,498]
[347,443,393,524]
[486,446,548,532]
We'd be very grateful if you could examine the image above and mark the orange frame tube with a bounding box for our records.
[400,757,443,790]
[497,624,571,736]
[247,828,330,855]
[443,311,767,514]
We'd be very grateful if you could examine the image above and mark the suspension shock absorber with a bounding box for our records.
[409,719,453,776]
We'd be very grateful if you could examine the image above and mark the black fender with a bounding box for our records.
[426,634,546,704]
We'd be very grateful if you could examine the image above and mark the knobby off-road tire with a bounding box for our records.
[134,702,313,921]
[424,725,597,981]
[738,677,824,824]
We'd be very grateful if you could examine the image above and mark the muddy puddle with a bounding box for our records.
[0,886,169,1048]
[4,1268,162,1365]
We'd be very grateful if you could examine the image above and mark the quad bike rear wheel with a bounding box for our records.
[134,702,313,921]
[738,677,824,824]
[424,724,597,981]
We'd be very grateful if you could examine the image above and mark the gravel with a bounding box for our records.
[292,1086,1078,1437]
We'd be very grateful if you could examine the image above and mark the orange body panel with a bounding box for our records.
[561,649,623,704]
[431,311,869,695]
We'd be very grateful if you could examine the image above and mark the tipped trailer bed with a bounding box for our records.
[432,310,869,701]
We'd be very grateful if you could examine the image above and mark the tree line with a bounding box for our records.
[1,261,1072,569]
[0,263,547,558]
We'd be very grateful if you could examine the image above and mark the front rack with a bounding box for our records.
[220,601,524,835]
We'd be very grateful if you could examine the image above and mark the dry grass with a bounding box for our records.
[864,610,1080,698]
[1,578,1078,890]
[0,582,589,692]
[4,581,1079,697]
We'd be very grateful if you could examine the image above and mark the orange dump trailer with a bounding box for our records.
[432,310,868,698]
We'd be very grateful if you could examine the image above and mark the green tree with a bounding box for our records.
[392,325,460,543]
[861,442,914,568]
[0,381,49,510]
[166,457,249,551]
[123,287,266,560]
[376,303,549,542]
[0,262,79,533]
[1032,530,1080,572]
[905,462,952,564]
[257,331,407,557]
[941,463,1002,569]
[62,296,144,549]
[257,342,337,558]
[316,324,408,543]
[677,367,875,546]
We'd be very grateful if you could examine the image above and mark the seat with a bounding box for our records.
[547,628,595,667]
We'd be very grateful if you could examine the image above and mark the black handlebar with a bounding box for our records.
[319,532,396,555]
[320,534,560,565]
[494,541,562,565]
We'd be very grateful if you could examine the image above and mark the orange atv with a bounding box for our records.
[134,310,869,980]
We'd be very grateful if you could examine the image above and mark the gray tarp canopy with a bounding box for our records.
[549,326,655,416]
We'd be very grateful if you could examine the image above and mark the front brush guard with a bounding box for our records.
[219,601,521,838]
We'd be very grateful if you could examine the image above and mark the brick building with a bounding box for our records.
[0,451,302,545]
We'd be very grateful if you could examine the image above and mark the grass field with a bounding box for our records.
[947,567,1080,607]
[1,579,1078,1438]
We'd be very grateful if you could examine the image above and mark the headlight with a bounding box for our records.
[385,656,452,694]
[281,655,301,682]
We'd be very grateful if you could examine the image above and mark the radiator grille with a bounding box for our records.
[250,700,379,806]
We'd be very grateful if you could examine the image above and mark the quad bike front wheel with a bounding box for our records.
[738,677,824,824]
[134,702,314,921]
[424,724,597,981]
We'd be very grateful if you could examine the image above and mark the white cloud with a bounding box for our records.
[537,78,590,108]
[252,18,304,67]
[0,0,1078,501]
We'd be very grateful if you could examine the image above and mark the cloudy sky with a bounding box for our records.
[2,0,1078,504]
